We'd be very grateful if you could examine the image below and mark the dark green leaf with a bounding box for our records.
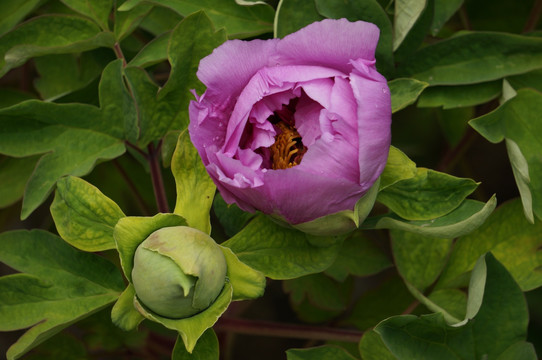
[283,273,352,312]
[275,0,323,38]
[0,0,42,36]
[172,329,219,360]
[212,193,256,237]
[507,69,542,93]
[389,78,428,113]
[287,345,358,360]
[393,0,426,50]
[0,230,124,360]
[325,232,392,281]
[496,342,538,360]
[119,0,274,38]
[375,253,532,360]
[391,230,452,290]
[393,0,433,62]
[431,0,463,35]
[223,215,342,279]
[114,1,153,40]
[397,32,542,85]
[470,88,542,222]
[437,198,542,291]
[128,31,169,68]
[50,176,125,252]
[359,330,396,360]
[363,196,496,238]
[61,0,113,30]
[0,15,115,77]
[315,0,394,75]
[377,168,479,220]
[417,81,502,109]
[0,155,39,208]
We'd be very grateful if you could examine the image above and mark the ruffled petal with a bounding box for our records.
[277,19,380,74]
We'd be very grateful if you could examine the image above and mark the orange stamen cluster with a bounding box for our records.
[269,122,306,170]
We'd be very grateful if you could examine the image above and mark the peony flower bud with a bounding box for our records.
[131,226,227,319]
[189,19,391,230]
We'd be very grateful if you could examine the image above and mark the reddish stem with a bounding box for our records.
[523,0,542,33]
[148,142,170,213]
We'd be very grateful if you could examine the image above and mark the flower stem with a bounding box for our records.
[523,0,542,33]
[148,141,170,213]
[113,42,127,67]
[215,317,363,343]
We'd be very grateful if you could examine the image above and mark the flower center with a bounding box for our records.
[268,99,307,170]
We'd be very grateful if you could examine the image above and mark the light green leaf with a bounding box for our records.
[0,14,115,77]
[377,168,479,220]
[437,198,542,291]
[417,81,502,109]
[363,196,497,238]
[287,345,357,360]
[379,146,417,190]
[128,31,169,68]
[396,32,542,85]
[393,0,433,62]
[394,0,426,50]
[61,0,113,30]
[389,78,428,113]
[50,176,125,252]
[119,0,274,38]
[275,0,324,38]
[172,130,216,234]
[111,284,144,331]
[135,281,232,353]
[375,253,532,360]
[430,0,463,35]
[223,215,342,279]
[114,213,188,281]
[359,330,396,360]
[314,0,394,76]
[219,246,266,301]
[391,230,452,291]
[0,155,39,208]
[172,329,219,360]
[470,88,542,221]
[0,230,124,360]
[0,0,42,36]
[325,232,392,282]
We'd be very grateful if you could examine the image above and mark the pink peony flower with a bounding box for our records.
[189,19,391,225]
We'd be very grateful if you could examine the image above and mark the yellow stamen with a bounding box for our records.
[269,122,305,170]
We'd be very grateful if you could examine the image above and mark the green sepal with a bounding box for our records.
[219,246,266,301]
[111,284,144,331]
[172,328,219,360]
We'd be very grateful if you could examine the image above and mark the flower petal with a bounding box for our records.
[277,19,380,74]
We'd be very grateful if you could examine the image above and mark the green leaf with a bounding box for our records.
[379,146,417,190]
[114,213,187,281]
[314,0,394,76]
[391,230,452,291]
[128,31,169,68]
[0,155,39,208]
[119,0,274,38]
[284,273,352,312]
[375,253,532,360]
[61,0,113,30]
[50,176,125,252]
[389,78,428,113]
[172,130,216,234]
[219,246,266,301]
[135,281,232,353]
[111,284,144,331]
[222,215,342,279]
[0,89,36,108]
[0,0,42,36]
[507,69,542,93]
[396,32,542,85]
[496,342,538,360]
[403,282,460,324]
[426,288,467,322]
[172,329,219,360]
[377,168,479,220]
[438,198,542,291]
[114,1,153,40]
[359,330,396,360]
[34,52,108,101]
[0,14,115,77]
[275,0,324,38]
[0,230,124,360]
[430,0,463,35]
[417,81,502,109]
[324,232,392,282]
[393,0,433,62]
[287,345,358,360]
[212,194,256,237]
[470,88,542,222]
[393,0,426,50]
[363,196,497,238]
